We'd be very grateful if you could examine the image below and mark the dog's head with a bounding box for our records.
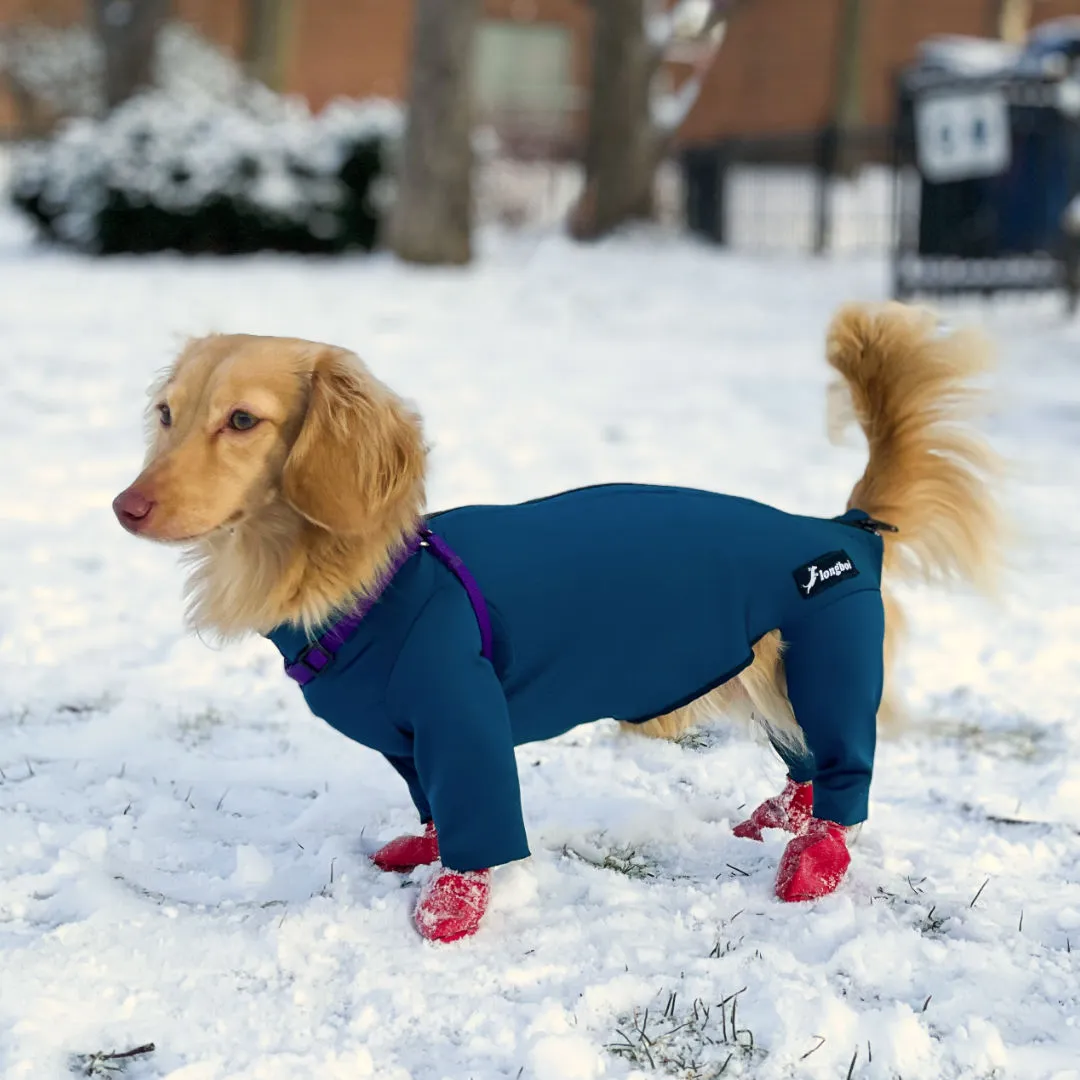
[113,334,426,544]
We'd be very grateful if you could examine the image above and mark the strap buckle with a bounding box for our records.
[855,516,899,536]
[287,641,335,681]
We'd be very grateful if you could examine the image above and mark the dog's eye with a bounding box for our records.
[228,410,260,432]
[158,403,172,427]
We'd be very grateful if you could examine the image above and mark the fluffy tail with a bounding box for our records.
[826,302,1001,592]
[626,302,1001,745]
[826,302,1001,732]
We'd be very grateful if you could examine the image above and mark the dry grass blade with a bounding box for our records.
[845,1045,859,1079]
[970,877,991,908]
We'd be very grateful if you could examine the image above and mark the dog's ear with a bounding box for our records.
[282,348,425,535]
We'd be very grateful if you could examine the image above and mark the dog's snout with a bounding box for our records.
[113,488,156,533]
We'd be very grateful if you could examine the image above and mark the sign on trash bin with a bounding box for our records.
[915,90,1011,182]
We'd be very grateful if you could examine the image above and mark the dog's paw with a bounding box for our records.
[774,818,850,902]
[371,820,440,872]
[733,778,813,841]
[414,867,491,943]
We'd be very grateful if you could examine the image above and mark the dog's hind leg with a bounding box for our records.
[619,631,806,752]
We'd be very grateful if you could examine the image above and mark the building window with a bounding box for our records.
[474,20,577,146]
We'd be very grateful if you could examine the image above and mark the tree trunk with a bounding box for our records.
[828,0,865,179]
[995,0,1032,44]
[91,0,171,111]
[571,0,658,241]
[389,0,480,266]
[243,0,294,92]
[832,0,864,133]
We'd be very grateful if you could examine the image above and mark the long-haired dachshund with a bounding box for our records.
[113,303,999,942]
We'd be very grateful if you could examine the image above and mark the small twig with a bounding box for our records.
[922,994,932,1012]
[26,758,34,778]
[867,1039,872,1063]
[100,1043,156,1062]
[215,789,229,811]
[74,1043,157,1077]
[725,864,749,877]
[1018,909,1024,933]
[969,877,990,908]
[800,1035,826,1060]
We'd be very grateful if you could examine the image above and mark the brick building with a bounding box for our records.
[2,0,1079,146]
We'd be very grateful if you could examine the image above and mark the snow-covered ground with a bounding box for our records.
[0,206,1078,1080]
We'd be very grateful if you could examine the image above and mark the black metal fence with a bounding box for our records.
[683,68,1080,309]
[682,126,895,255]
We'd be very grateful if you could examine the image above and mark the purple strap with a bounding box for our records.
[420,528,494,662]
[284,528,492,686]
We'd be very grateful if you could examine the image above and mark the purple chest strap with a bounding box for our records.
[283,528,493,686]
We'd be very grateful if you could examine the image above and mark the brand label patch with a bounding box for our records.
[792,550,859,599]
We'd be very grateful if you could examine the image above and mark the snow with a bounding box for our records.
[915,35,1020,77]
[0,202,1078,1079]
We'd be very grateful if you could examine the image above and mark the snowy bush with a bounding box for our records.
[9,93,402,254]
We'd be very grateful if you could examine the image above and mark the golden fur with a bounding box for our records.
[630,301,1000,746]
[123,334,426,637]
[117,302,1000,749]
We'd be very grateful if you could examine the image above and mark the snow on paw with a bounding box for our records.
[774,818,851,902]
[733,778,813,841]
[414,867,490,942]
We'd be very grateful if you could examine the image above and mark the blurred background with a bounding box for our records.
[2,0,1079,303]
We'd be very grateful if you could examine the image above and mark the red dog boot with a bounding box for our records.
[733,778,813,840]
[371,820,439,872]
[414,867,491,943]
[775,818,851,902]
